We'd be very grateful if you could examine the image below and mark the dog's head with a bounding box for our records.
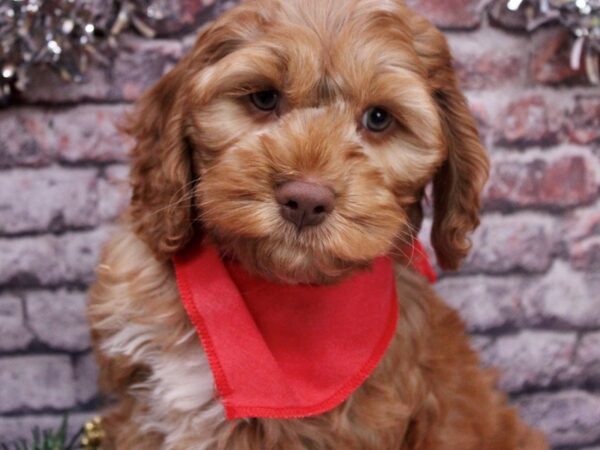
[126,0,489,283]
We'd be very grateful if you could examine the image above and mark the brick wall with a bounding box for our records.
[1,1,599,447]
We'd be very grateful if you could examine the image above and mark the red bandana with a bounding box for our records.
[173,240,435,420]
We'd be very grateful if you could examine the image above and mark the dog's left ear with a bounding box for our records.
[411,15,490,271]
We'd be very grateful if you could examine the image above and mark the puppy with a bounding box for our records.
[88,0,549,448]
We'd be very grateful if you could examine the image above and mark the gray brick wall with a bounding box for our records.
[0,1,599,448]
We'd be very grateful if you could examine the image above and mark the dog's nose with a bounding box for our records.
[275,181,335,229]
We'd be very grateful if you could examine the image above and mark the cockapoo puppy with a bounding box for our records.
[88,0,549,448]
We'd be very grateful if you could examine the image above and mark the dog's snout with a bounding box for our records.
[275,181,334,230]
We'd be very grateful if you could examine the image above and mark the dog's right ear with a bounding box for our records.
[126,57,196,260]
[126,7,263,260]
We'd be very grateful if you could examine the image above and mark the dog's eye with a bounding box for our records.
[362,107,393,132]
[250,90,280,111]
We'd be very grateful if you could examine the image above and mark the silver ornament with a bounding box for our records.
[0,0,170,104]
[506,0,600,84]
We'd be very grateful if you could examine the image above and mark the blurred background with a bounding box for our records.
[0,0,599,448]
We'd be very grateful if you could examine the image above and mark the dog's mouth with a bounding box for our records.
[205,203,404,285]
[210,232,372,285]
[197,166,406,284]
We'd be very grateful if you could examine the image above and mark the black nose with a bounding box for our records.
[275,181,335,230]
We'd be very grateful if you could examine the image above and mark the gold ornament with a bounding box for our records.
[80,416,105,450]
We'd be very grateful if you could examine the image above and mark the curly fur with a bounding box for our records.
[88,0,548,448]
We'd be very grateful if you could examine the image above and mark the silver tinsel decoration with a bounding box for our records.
[0,0,169,103]
[2,0,598,102]
[505,0,600,83]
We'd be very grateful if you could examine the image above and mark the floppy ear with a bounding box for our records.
[126,58,195,260]
[411,16,490,271]
[125,7,263,260]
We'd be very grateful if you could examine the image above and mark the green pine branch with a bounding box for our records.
[0,415,85,450]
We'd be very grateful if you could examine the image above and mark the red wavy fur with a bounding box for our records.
[88,0,547,448]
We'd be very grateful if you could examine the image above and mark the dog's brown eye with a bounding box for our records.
[362,107,393,132]
[250,90,280,111]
